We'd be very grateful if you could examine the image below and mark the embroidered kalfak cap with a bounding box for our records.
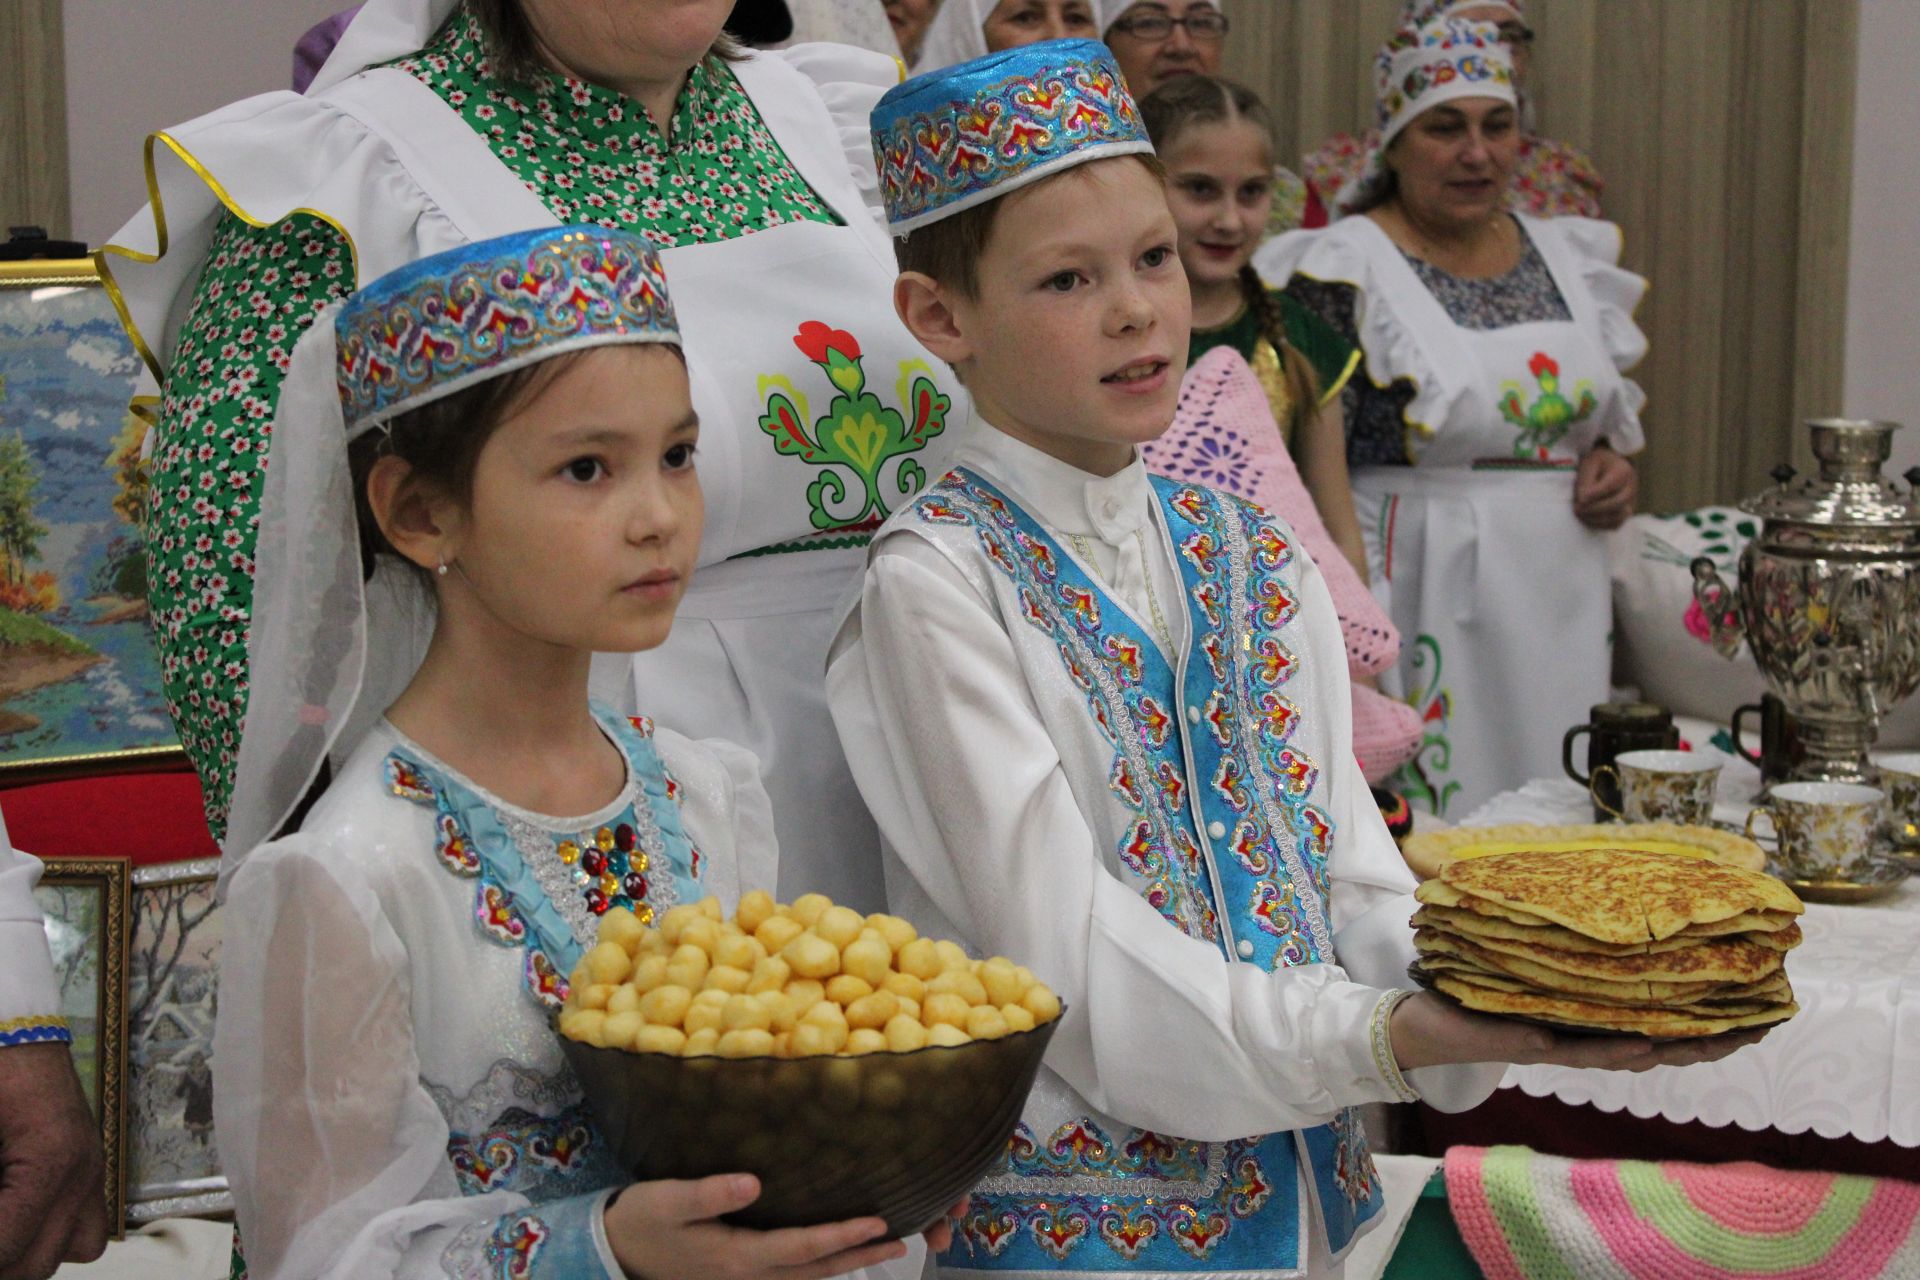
[871,38,1153,237]
[1334,16,1516,213]
[1375,17,1515,148]
[335,225,679,437]
[1399,0,1524,29]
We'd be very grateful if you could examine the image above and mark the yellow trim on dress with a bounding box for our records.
[1319,346,1362,410]
[93,130,363,387]
[1283,265,1438,464]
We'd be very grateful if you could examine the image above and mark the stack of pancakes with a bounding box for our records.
[1410,848,1804,1038]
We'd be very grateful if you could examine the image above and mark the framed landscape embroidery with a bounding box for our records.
[0,258,181,780]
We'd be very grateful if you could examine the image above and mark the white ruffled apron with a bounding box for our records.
[266,60,963,909]
[1347,218,1626,818]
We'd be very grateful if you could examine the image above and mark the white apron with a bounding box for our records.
[1343,216,1638,818]
[124,54,966,906]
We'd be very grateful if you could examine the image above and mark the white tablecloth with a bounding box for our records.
[1458,738,1920,1149]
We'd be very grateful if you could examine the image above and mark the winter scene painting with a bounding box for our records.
[126,859,228,1219]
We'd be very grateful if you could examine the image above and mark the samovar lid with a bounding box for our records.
[1740,419,1920,528]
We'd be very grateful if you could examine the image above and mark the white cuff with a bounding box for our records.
[0,920,61,1026]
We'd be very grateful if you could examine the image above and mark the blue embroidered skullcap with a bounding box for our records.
[871,38,1153,237]
[335,226,679,436]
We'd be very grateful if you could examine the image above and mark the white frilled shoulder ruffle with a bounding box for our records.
[1546,214,1650,433]
[97,75,477,404]
[752,42,904,223]
[1254,221,1466,450]
[1253,214,1650,456]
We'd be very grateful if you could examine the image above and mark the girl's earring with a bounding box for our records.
[436,556,450,577]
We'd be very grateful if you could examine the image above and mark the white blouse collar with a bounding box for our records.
[960,422,1157,547]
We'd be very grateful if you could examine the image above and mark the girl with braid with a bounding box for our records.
[1140,74,1369,579]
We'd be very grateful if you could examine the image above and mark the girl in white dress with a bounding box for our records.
[212,227,938,1280]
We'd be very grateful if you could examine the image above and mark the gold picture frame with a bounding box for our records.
[0,258,185,780]
[30,854,131,1236]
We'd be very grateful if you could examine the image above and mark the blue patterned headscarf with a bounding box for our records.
[334,225,679,437]
[871,38,1153,236]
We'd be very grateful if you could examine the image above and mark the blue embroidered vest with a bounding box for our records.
[913,469,1384,1276]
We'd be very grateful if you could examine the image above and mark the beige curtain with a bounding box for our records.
[1222,0,1859,514]
[0,0,71,242]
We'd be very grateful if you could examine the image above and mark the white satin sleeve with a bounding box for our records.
[829,533,1463,1143]
[0,808,60,1027]
[212,836,620,1280]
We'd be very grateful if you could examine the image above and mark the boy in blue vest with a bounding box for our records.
[829,39,1767,1279]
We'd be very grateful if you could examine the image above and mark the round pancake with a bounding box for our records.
[1412,932,1733,1004]
[1414,906,1804,959]
[1430,972,1799,1038]
[1426,926,1787,985]
[1413,880,1555,927]
[1436,849,1804,944]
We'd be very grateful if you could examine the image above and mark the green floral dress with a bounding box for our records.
[149,7,840,835]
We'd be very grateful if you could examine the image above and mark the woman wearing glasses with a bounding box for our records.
[1305,0,1604,219]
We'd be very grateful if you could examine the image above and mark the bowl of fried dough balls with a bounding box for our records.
[556,890,1062,1237]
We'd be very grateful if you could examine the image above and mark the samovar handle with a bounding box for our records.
[1689,557,1746,659]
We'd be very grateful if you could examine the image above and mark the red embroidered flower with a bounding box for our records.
[793,320,861,365]
[1528,351,1559,380]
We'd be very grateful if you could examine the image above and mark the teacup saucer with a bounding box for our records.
[1775,856,1911,905]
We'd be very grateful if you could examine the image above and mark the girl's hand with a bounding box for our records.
[1388,992,1771,1074]
[1573,444,1637,530]
[605,1174,906,1280]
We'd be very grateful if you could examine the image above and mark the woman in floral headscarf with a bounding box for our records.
[1304,0,1604,219]
[1255,16,1646,818]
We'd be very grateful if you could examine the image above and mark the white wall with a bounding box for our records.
[1845,0,1920,476]
[63,0,343,248]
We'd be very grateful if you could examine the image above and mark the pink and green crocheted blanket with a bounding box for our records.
[1444,1145,1920,1278]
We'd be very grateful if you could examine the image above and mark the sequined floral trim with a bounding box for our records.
[1163,479,1337,964]
[913,474,1222,944]
[447,1102,609,1202]
[384,707,704,1010]
[952,1120,1298,1270]
[0,1015,71,1047]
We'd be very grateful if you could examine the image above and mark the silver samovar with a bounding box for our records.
[1691,420,1920,787]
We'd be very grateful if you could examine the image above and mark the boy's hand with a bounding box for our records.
[1388,992,1771,1075]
